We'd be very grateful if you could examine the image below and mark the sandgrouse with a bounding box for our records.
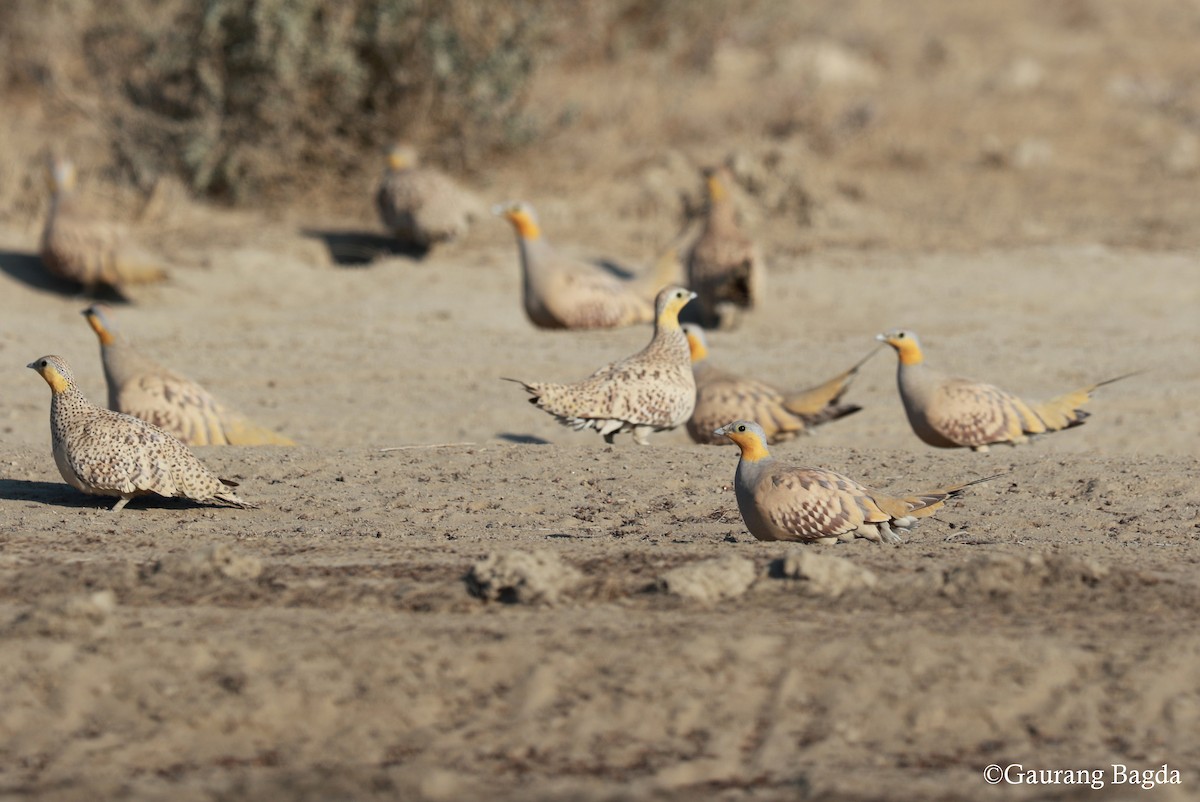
[81,304,294,446]
[507,287,697,444]
[716,420,993,544]
[496,201,679,330]
[28,354,253,512]
[39,157,168,293]
[683,324,871,445]
[375,144,484,249]
[878,329,1133,451]
[685,165,765,329]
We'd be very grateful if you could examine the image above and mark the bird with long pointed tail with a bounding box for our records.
[496,201,680,330]
[375,143,485,249]
[683,324,873,445]
[507,287,697,444]
[877,329,1135,452]
[27,355,254,512]
[39,157,168,293]
[715,420,995,544]
[81,304,294,446]
[685,164,765,329]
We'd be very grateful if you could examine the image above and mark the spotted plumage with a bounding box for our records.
[685,165,765,329]
[715,420,993,544]
[878,329,1135,451]
[683,325,871,444]
[496,201,680,330]
[82,304,294,446]
[28,355,254,511]
[39,158,168,292]
[507,287,697,444]
[376,144,485,248]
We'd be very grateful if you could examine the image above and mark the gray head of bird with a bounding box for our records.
[27,354,76,393]
[876,329,925,365]
[680,323,710,365]
[384,143,419,172]
[713,420,772,461]
[654,286,697,324]
[493,201,541,239]
[82,303,122,346]
[46,156,77,194]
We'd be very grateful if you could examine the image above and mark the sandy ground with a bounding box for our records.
[2,2,1200,800]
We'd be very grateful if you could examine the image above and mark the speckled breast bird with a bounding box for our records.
[28,355,254,512]
[81,304,294,446]
[683,324,871,445]
[685,165,765,329]
[715,420,994,544]
[878,329,1134,452]
[506,287,697,444]
[39,157,168,293]
[375,144,485,248]
[496,201,679,330]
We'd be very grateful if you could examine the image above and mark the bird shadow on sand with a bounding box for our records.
[0,249,129,302]
[496,433,553,445]
[0,479,229,512]
[300,228,429,266]
[0,479,103,508]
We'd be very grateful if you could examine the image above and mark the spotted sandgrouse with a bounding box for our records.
[507,287,697,444]
[28,354,253,512]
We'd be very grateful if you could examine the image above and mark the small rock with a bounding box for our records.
[1163,133,1199,175]
[997,57,1045,93]
[152,544,264,582]
[1012,139,1054,170]
[467,550,582,605]
[6,590,118,639]
[776,41,881,89]
[941,553,1107,600]
[659,556,757,603]
[773,551,877,597]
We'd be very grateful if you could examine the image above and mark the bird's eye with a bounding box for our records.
[737,424,746,432]
[896,332,906,339]
[39,360,47,367]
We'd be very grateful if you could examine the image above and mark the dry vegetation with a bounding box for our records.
[3,0,1200,255]
[0,0,743,204]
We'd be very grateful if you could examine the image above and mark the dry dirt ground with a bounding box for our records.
[2,3,1200,801]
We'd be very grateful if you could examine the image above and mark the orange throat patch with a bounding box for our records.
[732,434,770,462]
[706,175,728,203]
[86,315,115,345]
[509,213,541,240]
[895,340,924,366]
[44,367,70,394]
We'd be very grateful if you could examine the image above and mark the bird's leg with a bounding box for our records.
[971,444,991,453]
[111,496,131,512]
[854,524,882,543]
[632,426,652,446]
[877,521,903,544]
[603,432,616,445]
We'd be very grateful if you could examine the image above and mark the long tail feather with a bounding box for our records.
[883,472,1007,519]
[1033,371,1140,431]
[783,346,882,418]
